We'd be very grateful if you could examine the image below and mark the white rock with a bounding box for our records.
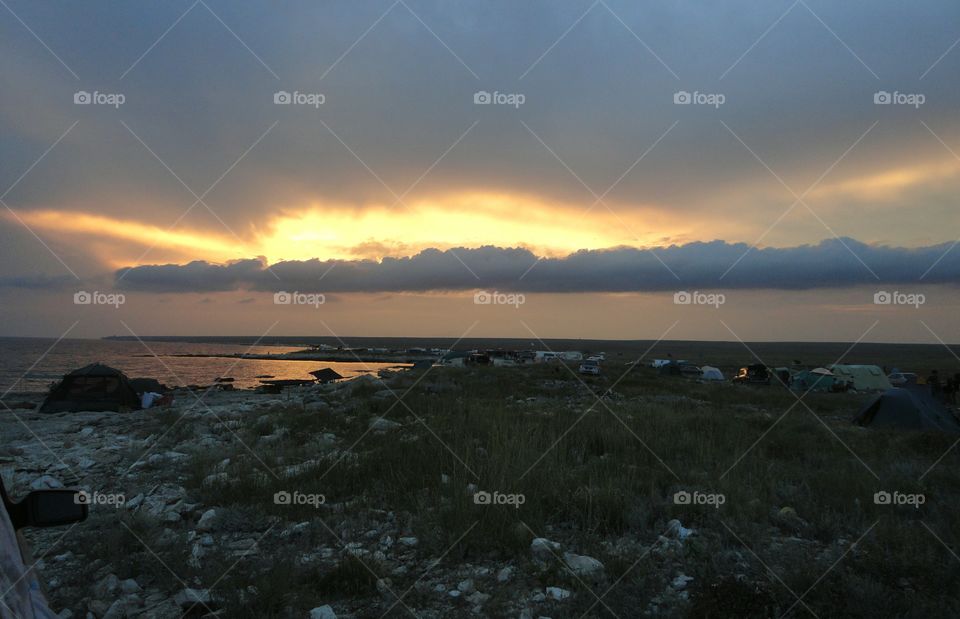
[369,418,401,432]
[398,536,418,547]
[309,605,337,619]
[457,579,475,593]
[671,574,694,590]
[120,578,141,594]
[30,475,63,490]
[530,537,561,560]
[665,519,694,540]
[546,586,571,601]
[173,588,211,607]
[563,552,605,578]
[497,566,514,583]
[196,508,218,531]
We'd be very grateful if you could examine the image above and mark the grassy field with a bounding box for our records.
[52,359,960,617]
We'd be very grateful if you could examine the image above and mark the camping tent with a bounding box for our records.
[701,366,724,381]
[129,377,164,394]
[39,363,141,413]
[791,369,836,392]
[854,386,960,432]
[828,364,892,391]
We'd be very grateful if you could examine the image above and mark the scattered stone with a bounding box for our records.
[531,537,561,561]
[665,519,694,540]
[457,579,475,594]
[369,418,401,432]
[197,508,218,531]
[309,606,337,619]
[672,574,694,590]
[546,586,571,601]
[496,566,514,583]
[30,475,63,490]
[398,536,418,547]
[93,573,118,598]
[563,552,605,579]
[173,588,212,607]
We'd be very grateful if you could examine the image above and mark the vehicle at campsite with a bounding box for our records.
[733,364,772,385]
[888,372,918,386]
[579,360,601,375]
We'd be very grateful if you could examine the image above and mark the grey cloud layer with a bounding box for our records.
[109,239,960,293]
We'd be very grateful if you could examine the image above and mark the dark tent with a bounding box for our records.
[39,363,141,413]
[310,368,344,383]
[853,386,960,433]
[129,378,165,394]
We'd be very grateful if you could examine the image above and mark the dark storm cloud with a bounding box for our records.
[112,239,960,294]
[2,0,959,229]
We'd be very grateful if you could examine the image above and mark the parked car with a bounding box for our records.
[733,364,772,385]
[887,372,918,386]
[579,360,601,375]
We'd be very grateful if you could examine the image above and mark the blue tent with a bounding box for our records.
[854,385,960,433]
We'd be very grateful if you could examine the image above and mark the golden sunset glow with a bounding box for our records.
[811,158,960,201]
[12,191,683,266]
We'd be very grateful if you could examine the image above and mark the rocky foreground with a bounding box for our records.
[2,366,957,618]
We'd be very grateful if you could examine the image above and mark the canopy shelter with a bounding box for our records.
[310,368,344,383]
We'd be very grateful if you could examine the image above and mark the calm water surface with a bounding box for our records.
[0,338,404,393]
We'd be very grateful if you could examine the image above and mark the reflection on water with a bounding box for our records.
[0,338,407,392]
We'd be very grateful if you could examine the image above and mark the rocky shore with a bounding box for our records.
[1,365,957,618]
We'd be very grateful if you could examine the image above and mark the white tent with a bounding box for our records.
[701,366,725,381]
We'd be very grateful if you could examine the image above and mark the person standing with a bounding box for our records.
[928,370,942,400]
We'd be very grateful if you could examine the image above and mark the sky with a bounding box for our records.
[1,0,958,343]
